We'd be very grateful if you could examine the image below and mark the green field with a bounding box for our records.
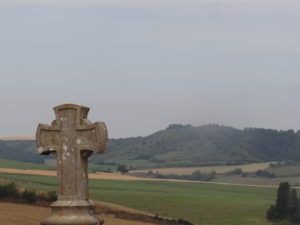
[0,158,115,172]
[0,172,289,225]
[0,158,55,170]
[266,165,300,177]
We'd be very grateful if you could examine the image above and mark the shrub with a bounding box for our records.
[117,165,129,174]
[0,185,6,198]
[22,190,36,203]
[267,205,278,220]
[0,183,19,199]
[148,170,215,182]
[151,214,194,225]
[230,168,243,175]
[36,192,48,202]
[255,169,276,178]
[190,170,216,181]
[47,191,57,202]
[175,218,193,225]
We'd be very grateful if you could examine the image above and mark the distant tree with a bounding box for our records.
[267,182,298,222]
[255,169,276,178]
[229,168,243,175]
[105,168,112,173]
[189,170,216,181]
[147,170,154,176]
[166,124,190,130]
[117,164,129,174]
[276,182,291,219]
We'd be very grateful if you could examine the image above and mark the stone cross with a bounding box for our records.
[36,104,108,225]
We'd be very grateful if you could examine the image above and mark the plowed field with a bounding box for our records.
[0,202,157,225]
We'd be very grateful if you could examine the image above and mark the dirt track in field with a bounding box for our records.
[132,162,272,175]
[0,167,282,188]
[0,168,159,181]
[0,202,158,225]
[0,136,35,141]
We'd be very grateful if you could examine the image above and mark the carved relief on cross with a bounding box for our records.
[36,104,108,201]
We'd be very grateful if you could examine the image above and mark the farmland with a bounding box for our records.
[132,162,272,175]
[0,158,55,170]
[0,202,157,225]
[0,172,285,225]
[266,165,300,177]
[0,158,115,172]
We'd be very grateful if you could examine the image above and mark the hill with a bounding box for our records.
[91,124,300,168]
[1,124,300,168]
[0,140,48,164]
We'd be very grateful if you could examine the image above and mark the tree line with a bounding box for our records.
[145,170,216,181]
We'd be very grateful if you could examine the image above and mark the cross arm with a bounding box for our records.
[36,123,61,155]
[76,122,108,153]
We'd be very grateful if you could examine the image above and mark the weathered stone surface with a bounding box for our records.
[36,104,108,225]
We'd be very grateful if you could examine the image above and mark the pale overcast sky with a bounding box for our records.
[0,0,299,138]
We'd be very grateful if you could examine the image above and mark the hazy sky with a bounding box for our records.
[0,0,299,138]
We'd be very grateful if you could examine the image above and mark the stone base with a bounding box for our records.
[41,200,103,225]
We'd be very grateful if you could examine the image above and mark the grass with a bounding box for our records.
[214,175,300,187]
[88,163,117,172]
[0,172,286,225]
[266,165,300,177]
[0,159,55,170]
[0,158,116,173]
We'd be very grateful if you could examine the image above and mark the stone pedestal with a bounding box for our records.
[41,200,103,225]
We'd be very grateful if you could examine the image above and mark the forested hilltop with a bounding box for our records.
[1,124,300,169]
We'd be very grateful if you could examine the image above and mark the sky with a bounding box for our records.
[0,0,299,138]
